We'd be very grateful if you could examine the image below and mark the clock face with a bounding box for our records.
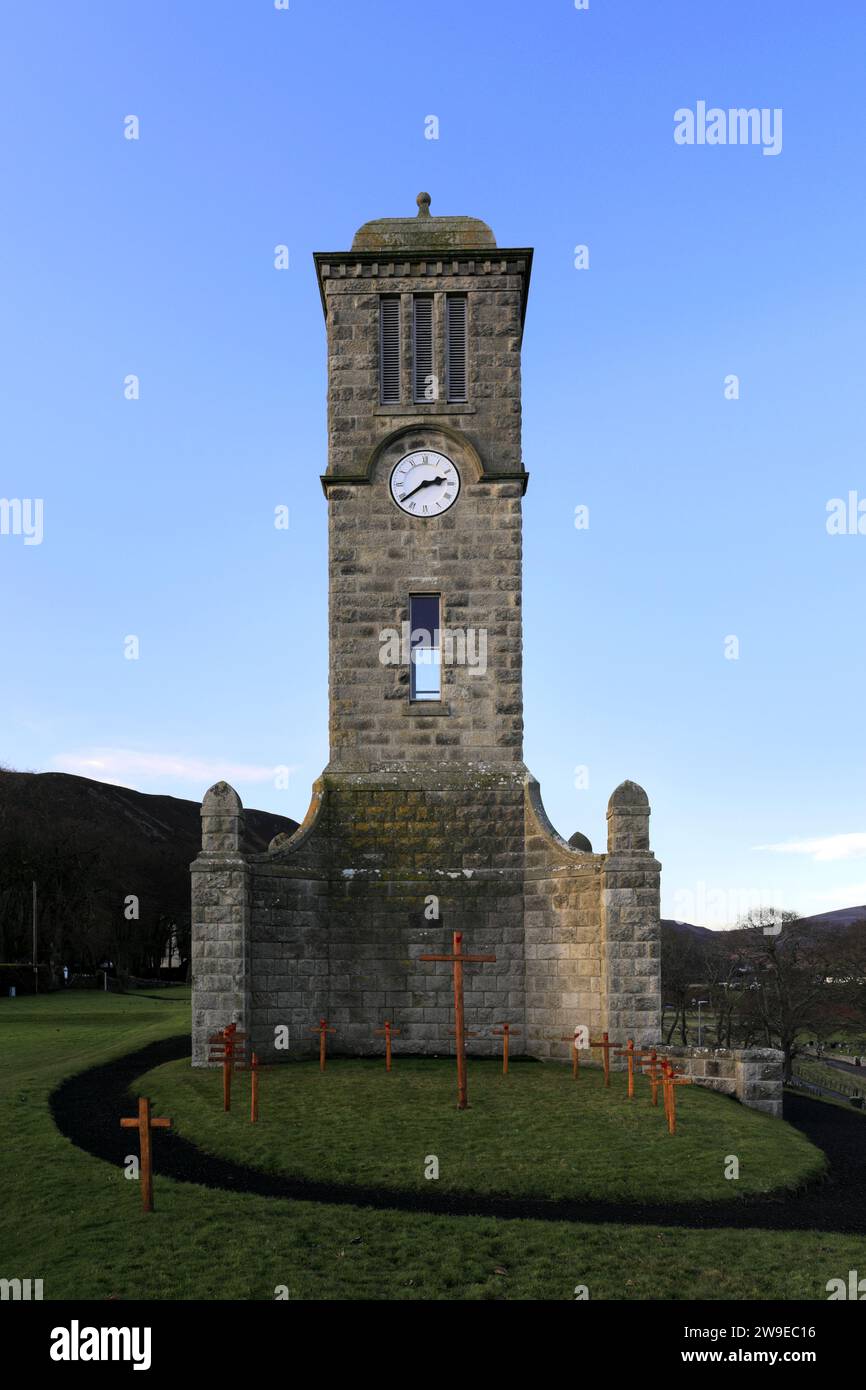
[389,450,460,517]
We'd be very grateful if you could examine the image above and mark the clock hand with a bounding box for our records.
[401,475,447,500]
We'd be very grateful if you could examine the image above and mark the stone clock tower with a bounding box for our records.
[191,195,662,1066]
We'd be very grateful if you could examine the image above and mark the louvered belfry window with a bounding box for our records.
[379,296,401,404]
[413,295,435,402]
[446,294,468,402]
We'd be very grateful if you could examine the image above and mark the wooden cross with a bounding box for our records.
[374,1020,402,1072]
[208,1022,248,1112]
[420,931,496,1110]
[613,1038,637,1098]
[560,1026,587,1080]
[492,1022,521,1075]
[309,1017,336,1072]
[249,1050,261,1123]
[589,1031,615,1087]
[120,1096,171,1213]
[638,1048,664,1107]
[449,1025,479,1046]
[660,1059,692,1134]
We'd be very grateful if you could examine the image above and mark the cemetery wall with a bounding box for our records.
[664,1045,784,1117]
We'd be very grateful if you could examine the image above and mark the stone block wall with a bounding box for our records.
[601,782,662,1048]
[523,779,605,1057]
[317,259,529,482]
[191,774,662,1069]
[664,1046,784,1117]
[327,431,524,770]
[190,782,251,1063]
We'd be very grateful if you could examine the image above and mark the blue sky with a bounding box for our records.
[1,1,864,926]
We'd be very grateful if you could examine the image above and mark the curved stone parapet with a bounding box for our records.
[522,773,605,1058]
[524,774,601,865]
[266,778,327,858]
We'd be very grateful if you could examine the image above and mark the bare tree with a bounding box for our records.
[735,908,842,1081]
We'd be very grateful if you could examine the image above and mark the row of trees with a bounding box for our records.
[0,807,187,979]
[661,908,866,1080]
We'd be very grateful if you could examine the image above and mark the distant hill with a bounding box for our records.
[794,905,866,933]
[662,908,866,949]
[661,918,716,943]
[0,770,298,973]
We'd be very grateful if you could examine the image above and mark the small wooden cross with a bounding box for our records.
[309,1017,336,1072]
[449,1025,479,1045]
[419,931,496,1110]
[589,1031,615,1087]
[208,1022,248,1112]
[249,1050,262,1123]
[374,1020,402,1072]
[660,1059,692,1134]
[492,1022,521,1075]
[638,1048,664,1107]
[613,1038,637,1098]
[120,1096,171,1213]
[560,1026,587,1080]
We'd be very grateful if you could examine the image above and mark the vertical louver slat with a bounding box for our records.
[446,295,467,402]
[413,296,434,402]
[380,296,401,404]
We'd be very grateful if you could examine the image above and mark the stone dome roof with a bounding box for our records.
[352,192,497,252]
[567,830,593,853]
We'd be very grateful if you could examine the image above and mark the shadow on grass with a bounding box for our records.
[49,1034,866,1234]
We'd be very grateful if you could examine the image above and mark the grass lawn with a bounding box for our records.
[1,990,862,1301]
[142,1054,824,1204]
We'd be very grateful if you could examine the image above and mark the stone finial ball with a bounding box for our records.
[416,191,432,216]
[608,780,649,810]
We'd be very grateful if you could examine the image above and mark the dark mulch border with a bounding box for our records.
[48,1034,866,1233]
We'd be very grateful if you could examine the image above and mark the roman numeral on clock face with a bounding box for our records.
[389,449,461,518]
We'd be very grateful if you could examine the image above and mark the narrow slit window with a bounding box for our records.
[446,294,468,402]
[410,593,441,701]
[379,296,401,404]
[413,295,435,402]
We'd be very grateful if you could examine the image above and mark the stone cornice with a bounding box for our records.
[319,419,529,496]
[320,468,529,498]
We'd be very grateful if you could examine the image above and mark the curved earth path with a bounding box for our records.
[49,1035,866,1234]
